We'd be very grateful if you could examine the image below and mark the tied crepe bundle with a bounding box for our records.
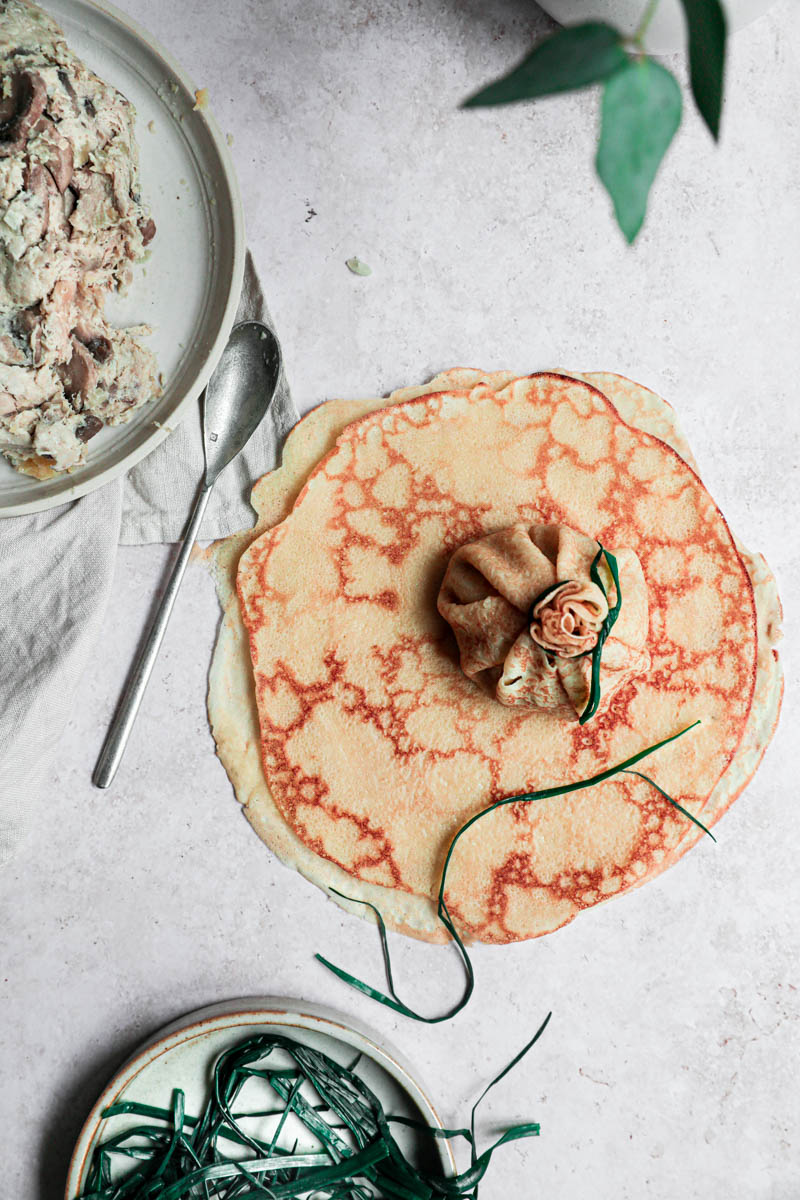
[438,522,650,721]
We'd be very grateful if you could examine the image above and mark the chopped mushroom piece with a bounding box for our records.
[30,114,73,191]
[0,70,47,156]
[138,216,155,245]
[58,335,96,397]
[75,411,101,441]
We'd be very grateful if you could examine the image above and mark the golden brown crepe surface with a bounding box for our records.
[209,371,782,944]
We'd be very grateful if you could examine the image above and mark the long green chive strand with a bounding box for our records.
[579,544,622,724]
[527,543,621,724]
[316,720,706,1022]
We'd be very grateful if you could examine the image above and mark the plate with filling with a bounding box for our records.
[0,0,244,516]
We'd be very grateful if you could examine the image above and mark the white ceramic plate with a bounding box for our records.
[64,997,455,1199]
[0,0,245,517]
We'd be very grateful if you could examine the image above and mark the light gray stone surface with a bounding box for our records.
[1,1,799,1197]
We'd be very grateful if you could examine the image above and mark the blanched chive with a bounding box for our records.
[317,721,703,1022]
[579,544,622,724]
[623,769,716,841]
[80,1030,546,1199]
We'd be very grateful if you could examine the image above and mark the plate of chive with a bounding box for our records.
[64,996,458,1199]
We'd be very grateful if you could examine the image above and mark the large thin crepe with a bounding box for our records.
[208,371,782,944]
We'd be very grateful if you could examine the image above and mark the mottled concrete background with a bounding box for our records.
[2,2,798,1197]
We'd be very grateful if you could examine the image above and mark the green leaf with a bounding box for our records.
[678,0,726,139]
[596,59,682,243]
[462,22,628,108]
[345,256,371,276]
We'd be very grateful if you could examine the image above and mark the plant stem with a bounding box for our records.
[633,0,660,49]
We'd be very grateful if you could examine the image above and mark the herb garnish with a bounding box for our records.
[624,768,716,842]
[526,543,620,724]
[317,719,709,1022]
[462,0,727,242]
[346,256,372,276]
[78,1023,551,1199]
[579,544,621,724]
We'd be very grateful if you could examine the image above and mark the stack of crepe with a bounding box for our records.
[208,370,782,944]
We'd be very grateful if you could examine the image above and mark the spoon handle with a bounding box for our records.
[93,481,213,789]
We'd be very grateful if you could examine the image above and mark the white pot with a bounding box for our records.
[536,0,776,52]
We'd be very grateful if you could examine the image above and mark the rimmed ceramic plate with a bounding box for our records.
[0,0,245,517]
[64,997,455,1198]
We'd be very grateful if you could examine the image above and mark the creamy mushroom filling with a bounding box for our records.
[0,0,160,477]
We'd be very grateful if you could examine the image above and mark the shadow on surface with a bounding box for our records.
[37,1024,146,1200]
[428,0,555,41]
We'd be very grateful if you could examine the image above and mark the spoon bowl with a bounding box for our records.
[203,321,282,484]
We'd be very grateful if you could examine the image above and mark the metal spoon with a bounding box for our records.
[93,320,282,789]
